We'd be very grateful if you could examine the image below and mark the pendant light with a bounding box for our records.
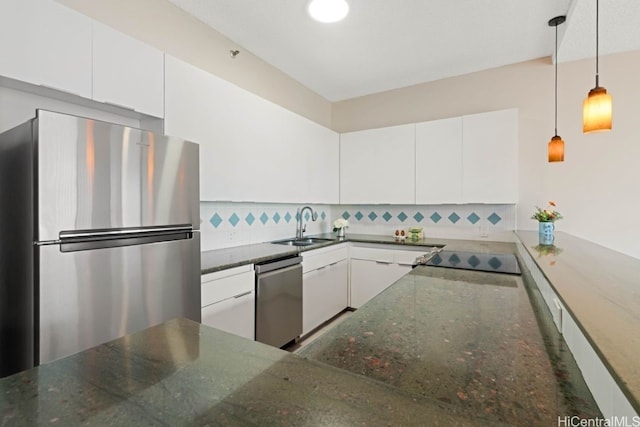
[583,0,612,132]
[548,16,566,163]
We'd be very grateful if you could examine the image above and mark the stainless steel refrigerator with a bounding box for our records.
[0,110,201,378]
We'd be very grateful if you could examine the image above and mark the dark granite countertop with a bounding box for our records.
[516,230,640,413]
[201,242,299,274]
[0,318,502,426]
[201,233,516,274]
[298,262,601,425]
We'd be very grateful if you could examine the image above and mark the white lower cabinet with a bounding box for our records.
[350,259,406,308]
[302,245,348,336]
[349,245,426,308]
[201,265,255,340]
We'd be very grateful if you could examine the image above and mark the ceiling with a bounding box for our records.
[166,0,640,102]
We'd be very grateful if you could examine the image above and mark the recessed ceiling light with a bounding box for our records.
[307,0,349,23]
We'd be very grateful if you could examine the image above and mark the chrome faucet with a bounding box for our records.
[296,206,316,239]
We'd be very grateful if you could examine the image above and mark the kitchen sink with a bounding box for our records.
[271,238,334,247]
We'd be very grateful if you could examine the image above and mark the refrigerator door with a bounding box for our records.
[37,233,201,364]
[35,110,199,242]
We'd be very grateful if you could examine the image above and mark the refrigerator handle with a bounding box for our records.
[38,225,195,253]
[59,225,194,240]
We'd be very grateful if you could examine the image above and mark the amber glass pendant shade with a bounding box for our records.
[583,0,612,133]
[583,86,612,132]
[548,135,565,162]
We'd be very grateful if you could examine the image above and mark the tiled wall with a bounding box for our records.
[338,204,515,239]
[200,202,335,251]
[200,202,516,251]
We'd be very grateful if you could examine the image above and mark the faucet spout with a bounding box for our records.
[296,206,316,239]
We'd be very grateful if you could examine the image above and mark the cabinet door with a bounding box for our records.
[201,267,254,340]
[0,0,92,98]
[415,117,463,204]
[462,109,518,203]
[165,55,284,202]
[201,291,255,340]
[349,259,406,308]
[165,55,339,203]
[92,22,164,117]
[303,259,348,335]
[165,55,215,200]
[340,124,415,204]
[298,123,340,204]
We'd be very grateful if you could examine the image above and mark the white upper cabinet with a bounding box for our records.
[165,55,339,203]
[287,115,340,204]
[0,0,92,98]
[415,116,463,204]
[462,109,518,203]
[414,109,518,204]
[340,124,415,204]
[92,22,164,117]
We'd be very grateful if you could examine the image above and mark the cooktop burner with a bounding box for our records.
[424,250,521,275]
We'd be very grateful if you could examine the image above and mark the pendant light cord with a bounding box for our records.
[595,0,600,87]
[554,23,558,136]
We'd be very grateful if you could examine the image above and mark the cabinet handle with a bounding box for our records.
[104,100,136,111]
[553,298,562,311]
[38,83,84,98]
[233,291,252,299]
[375,260,393,265]
[328,261,340,267]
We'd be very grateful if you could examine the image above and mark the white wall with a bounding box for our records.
[332,51,640,259]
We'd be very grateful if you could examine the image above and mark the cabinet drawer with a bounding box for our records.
[302,245,348,273]
[350,258,406,308]
[201,291,255,340]
[201,267,254,307]
[349,246,395,263]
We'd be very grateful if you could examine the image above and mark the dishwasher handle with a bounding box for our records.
[255,256,302,274]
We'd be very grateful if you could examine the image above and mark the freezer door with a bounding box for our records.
[35,110,199,242]
[37,233,201,365]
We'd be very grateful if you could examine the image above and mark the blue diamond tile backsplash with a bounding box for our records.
[200,202,515,251]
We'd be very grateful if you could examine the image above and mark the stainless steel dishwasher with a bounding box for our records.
[255,255,303,348]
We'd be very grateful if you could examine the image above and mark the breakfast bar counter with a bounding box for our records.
[1,318,499,426]
[516,230,640,416]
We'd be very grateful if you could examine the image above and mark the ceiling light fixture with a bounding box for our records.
[583,0,612,133]
[307,0,349,23]
[548,16,566,163]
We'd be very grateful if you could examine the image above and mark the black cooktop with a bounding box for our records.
[424,250,521,275]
